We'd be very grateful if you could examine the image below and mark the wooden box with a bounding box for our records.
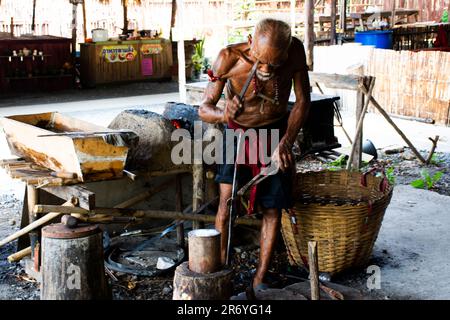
[1,112,137,182]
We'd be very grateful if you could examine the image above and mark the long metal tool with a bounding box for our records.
[239,60,259,101]
[225,132,243,266]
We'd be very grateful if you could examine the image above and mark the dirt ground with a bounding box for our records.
[0,149,448,300]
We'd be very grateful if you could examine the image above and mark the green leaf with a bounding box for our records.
[432,171,444,183]
[411,179,425,189]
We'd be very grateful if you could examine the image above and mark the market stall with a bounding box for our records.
[80,38,173,87]
[0,35,73,93]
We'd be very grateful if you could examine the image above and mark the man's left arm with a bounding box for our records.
[277,64,311,171]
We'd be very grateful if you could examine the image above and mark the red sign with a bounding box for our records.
[142,57,153,76]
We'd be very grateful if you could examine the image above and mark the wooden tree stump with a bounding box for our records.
[188,229,221,273]
[41,223,111,300]
[173,262,233,300]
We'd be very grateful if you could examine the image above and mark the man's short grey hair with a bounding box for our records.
[254,18,292,49]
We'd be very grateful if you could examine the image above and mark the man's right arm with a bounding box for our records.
[198,79,227,124]
[199,48,238,124]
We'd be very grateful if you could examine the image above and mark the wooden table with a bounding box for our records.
[350,9,419,30]
[80,38,173,87]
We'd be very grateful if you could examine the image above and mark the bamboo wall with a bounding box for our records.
[314,44,450,125]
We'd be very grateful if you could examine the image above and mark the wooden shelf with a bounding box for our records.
[5,74,73,80]
[0,55,51,59]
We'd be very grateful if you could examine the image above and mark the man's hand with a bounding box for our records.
[271,138,294,172]
[223,96,243,122]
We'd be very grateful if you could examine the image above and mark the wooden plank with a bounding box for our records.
[309,72,362,90]
[41,185,95,210]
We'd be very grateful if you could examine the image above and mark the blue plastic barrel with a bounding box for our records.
[354,30,393,49]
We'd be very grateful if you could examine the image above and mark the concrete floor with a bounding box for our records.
[0,90,449,299]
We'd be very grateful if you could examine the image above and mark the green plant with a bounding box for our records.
[385,167,396,185]
[326,154,346,171]
[191,38,205,74]
[430,153,444,166]
[411,169,444,190]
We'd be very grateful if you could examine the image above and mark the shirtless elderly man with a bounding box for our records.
[199,18,311,290]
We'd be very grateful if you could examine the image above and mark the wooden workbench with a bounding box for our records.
[80,38,173,87]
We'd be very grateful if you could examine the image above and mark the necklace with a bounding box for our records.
[252,75,280,114]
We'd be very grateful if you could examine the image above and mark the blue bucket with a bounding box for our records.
[355,30,393,49]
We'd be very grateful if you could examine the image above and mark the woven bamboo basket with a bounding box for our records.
[281,170,393,275]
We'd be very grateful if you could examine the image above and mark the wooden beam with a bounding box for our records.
[304,0,315,70]
[41,185,95,210]
[35,205,262,227]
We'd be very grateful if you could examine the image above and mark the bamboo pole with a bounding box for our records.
[34,205,262,227]
[8,246,31,263]
[359,85,427,164]
[0,199,76,248]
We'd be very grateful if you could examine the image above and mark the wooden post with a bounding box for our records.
[308,241,319,300]
[177,0,187,102]
[348,77,375,171]
[391,0,396,27]
[41,223,111,300]
[175,174,185,248]
[10,17,14,37]
[304,0,315,70]
[170,0,177,41]
[192,163,204,230]
[330,0,337,45]
[188,229,221,273]
[339,0,347,32]
[31,0,37,33]
[122,0,128,35]
[26,185,39,263]
[71,1,78,61]
[82,0,87,41]
[290,0,296,35]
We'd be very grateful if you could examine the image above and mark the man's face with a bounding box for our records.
[249,35,289,81]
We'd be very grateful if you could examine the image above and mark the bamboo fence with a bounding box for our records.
[365,48,450,125]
